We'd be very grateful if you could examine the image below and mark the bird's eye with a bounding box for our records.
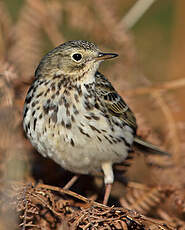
[72,53,82,62]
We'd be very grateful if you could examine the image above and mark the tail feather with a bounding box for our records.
[134,136,170,156]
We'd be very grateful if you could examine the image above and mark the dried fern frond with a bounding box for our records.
[0,60,23,130]
[8,0,64,80]
[120,182,171,215]
[68,205,176,229]
[93,0,119,41]
[169,188,185,215]
[0,60,18,107]
[144,154,173,170]
[0,60,18,81]
[0,1,12,57]
[2,182,80,229]
[157,209,185,230]
[0,182,177,230]
[64,1,95,36]
[8,0,46,79]
[41,0,64,46]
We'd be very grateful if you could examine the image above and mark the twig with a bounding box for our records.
[118,0,158,30]
[151,92,180,157]
[37,183,107,209]
[124,77,185,96]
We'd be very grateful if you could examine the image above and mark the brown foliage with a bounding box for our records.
[1,182,177,229]
[0,0,185,229]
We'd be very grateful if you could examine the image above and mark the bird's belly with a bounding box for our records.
[28,112,134,175]
[24,87,134,175]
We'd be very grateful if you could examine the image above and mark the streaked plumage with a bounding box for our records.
[23,40,169,205]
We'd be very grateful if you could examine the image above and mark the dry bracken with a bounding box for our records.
[0,1,185,230]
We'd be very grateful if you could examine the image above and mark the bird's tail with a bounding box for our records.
[134,136,170,156]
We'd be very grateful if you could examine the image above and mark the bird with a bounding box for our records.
[23,40,169,205]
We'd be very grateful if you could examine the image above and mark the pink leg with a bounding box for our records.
[103,183,112,205]
[63,175,79,190]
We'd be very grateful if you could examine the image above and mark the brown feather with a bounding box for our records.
[95,71,170,156]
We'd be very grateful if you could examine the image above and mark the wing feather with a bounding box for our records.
[95,72,137,132]
[94,72,170,156]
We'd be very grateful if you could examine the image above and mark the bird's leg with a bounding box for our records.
[63,175,79,190]
[101,162,114,205]
[103,183,112,205]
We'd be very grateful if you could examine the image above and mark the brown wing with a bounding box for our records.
[95,72,137,132]
[95,72,170,156]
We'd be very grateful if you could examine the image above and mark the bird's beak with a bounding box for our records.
[95,52,118,61]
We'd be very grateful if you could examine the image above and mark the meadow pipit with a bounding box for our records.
[23,40,169,205]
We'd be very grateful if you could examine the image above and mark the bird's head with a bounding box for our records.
[35,40,118,81]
